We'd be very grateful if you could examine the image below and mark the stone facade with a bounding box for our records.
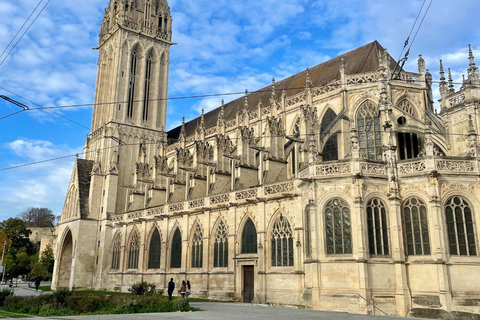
[52,0,480,317]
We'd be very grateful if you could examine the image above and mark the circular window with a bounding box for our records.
[397,116,407,125]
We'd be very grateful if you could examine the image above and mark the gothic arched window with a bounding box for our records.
[357,101,382,161]
[142,55,152,122]
[446,196,477,256]
[170,228,182,268]
[241,218,257,254]
[320,108,337,134]
[191,224,203,268]
[147,228,161,269]
[127,230,140,269]
[271,214,294,267]
[398,99,417,117]
[323,133,338,161]
[111,233,121,270]
[214,221,228,268]
[367,198,390,256]
[325,198,352,255]
[127,50,138,119]
[403,197,430,256]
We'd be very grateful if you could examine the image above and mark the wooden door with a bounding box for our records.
[243,266,254,302]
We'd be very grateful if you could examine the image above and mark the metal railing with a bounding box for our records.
[355,293,388,316]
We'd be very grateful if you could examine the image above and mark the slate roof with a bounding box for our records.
[77,159,94,218]
[167,41,397,143]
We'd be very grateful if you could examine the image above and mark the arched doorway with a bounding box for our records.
[57,230,73,288]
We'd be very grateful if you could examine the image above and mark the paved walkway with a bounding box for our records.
[0,302,428,320]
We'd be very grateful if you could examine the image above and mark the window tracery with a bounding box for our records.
[111,233,121,270]
[367,198,390,256]
[214,221,228,268]
[191,224,203,268]
[127,50,138,119]
[446,196,477,256]
[398,99,417,117]
[325,198,352,255]
[127,230,140,269]
[271,214,294,267]
[357,101,382,161]
[403,197,430,256]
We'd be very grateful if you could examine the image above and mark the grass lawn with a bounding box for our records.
[37,286,52,292]
[72,290,130,296]
[0,310,32,318]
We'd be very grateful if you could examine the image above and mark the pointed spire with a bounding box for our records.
[448,68,455,94]
[462,74,467,90]
[200,108,205,127]
[469,44,476,68]
[218,99,225,122]
[305,68,312,88]
[439,60,446,82]
[180,116,186,137]
[244,89,249,111]
[271,77,276,102]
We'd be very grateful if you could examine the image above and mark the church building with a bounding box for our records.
[52,0,480,317]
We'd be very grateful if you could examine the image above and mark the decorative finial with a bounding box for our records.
[418,54,425,73]
[448,68,455,93]
[462,74,467,89]
[244,89,248,108]
[305,68,312,88]
[469,44,475,67]
[439,60,445,81]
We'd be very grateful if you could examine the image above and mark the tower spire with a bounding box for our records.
[448,68,455,94]
[467,44,480,85]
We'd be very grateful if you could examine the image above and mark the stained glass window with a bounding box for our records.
[142,55,152,121]
[357,101,382,161]
[271,214,294,267]
[111,233,121,270]
[191,224,203,268]
[403,198,430,256]
[170,228,182,268]
[398,99,417,117]
[325,198,352,255]
[214,221,228,268]
[127,230,140,269]
[446,196,477,256]
[367,199,390,256]
[127,50,137,119]
[148,228,161,269]
[242,218,257,254]
[321,108,337,134]
[323,133,338,161]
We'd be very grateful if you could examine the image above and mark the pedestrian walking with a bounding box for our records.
[167,278,175,301]
[179,280,186,299]
[35,279,41,291]
[185,280,191,300]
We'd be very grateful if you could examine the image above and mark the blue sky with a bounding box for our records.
[0,0,479,220]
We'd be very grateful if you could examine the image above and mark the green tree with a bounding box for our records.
[18,208,56,228]
[40,245,55,275]
[0,218,33,254]
[30,262,48,282]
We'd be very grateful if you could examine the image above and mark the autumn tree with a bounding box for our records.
[18,208,56,228]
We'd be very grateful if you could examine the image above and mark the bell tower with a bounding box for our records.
[91,0,172,131]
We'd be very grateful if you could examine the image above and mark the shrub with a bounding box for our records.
[66,295,105,313]
[0,288,13,306]
[128,281,156,296]
[52,288,72,306]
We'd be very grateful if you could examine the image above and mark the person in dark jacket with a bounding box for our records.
[35,279,41,291]
[167,278,175,301]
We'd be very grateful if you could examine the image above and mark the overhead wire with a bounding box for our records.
[0,87,91,130]
[0,0,45,61]
[0,130,473,172]
[0,0,52,67]
[0,78,474,115]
